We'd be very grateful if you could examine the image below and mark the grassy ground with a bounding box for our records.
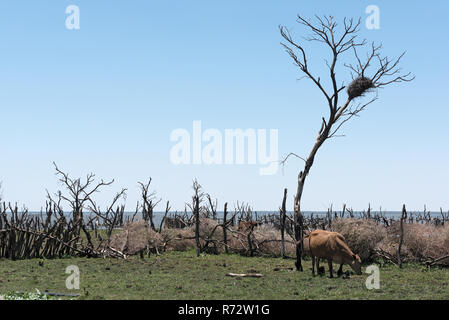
[0,250,448,300]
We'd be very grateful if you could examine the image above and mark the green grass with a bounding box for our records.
[0,250,448,300]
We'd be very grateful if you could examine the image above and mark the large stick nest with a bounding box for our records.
[347,77,375,100]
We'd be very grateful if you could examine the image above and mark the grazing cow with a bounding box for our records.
[306,230,362,278]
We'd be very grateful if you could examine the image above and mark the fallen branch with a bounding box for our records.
[226,273,263,278]
[373,249,398,267]
[424,254,449,267]
[101,246,127,259]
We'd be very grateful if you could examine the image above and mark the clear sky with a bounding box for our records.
[1,1,448,212]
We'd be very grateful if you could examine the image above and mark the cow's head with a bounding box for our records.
[350,254,362,275]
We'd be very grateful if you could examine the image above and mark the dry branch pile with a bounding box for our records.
[0,203,84,259]
[109,220,164,256]
[332,218,386,260]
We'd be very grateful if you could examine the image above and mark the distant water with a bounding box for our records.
[18,210,446,226]
[102,210,446,225]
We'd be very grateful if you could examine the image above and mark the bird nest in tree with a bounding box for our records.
[347,77,374,100]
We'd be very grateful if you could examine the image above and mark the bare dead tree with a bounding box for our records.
[279,15,414,271]
[159,200,171,232]
[206,194,218,221]
[398,204,407,269]
[187,179,204,257]
[280,188,288,259]
[52,162,115,236]
[138,178,161,231]
[223,202,229,253]
[327,205,333,229]
[87,188,127,241]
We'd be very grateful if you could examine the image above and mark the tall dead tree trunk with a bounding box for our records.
[138,179,161,231]
[194,195,200,257]
[223,202,229,254]
[280,188,287,259]
[398,204,407,269]
[159,201,170,232]
[189,180,203,257]
[293,130,330,270]
[280,15,414,271]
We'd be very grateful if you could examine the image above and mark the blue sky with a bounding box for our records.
[0,1,448,212]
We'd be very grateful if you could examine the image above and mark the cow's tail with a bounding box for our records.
[296,233,310,247]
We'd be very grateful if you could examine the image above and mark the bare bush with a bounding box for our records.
[253,224,296,257]
[192,217,223,241]
[161,228,196,252]
[332,218,386,260]
[404,224,449,261]
[109,220,163,255]
[377,222,449,265]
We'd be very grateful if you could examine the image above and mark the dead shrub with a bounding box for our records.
[225,224,295,257]
[195,217,224,254]
[253,224,296,257]
[161,218,224,253]
[109,220,163,255]
[377,222,449,264]
[192,217,223,241]
[226,230,248,255]
[161,228,196,251]
[331,218,386,260]
[404,224,449,261]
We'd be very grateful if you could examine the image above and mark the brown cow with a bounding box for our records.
[306,230,362,278]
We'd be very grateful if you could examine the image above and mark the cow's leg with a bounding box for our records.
[311,254,316,276]
[328,259,334,278]
[316,257,320,273]
[337,264,343,277]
